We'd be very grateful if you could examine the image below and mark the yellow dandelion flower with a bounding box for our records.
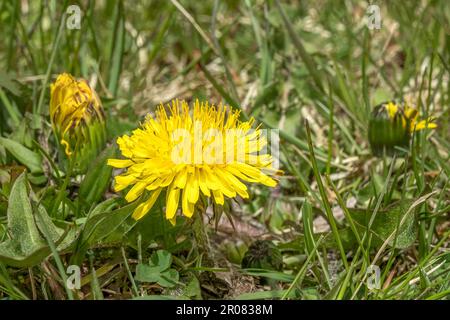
[50,73,106,171]
[108,99,280,225]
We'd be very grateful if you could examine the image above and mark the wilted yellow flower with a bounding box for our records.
[108,99,280,225]
[368,101,437,156]
[50,73,106,172]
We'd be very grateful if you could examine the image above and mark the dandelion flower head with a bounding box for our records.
[108,99,280,225]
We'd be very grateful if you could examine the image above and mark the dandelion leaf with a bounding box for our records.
[0,173,68,267]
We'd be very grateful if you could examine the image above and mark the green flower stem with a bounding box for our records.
[192,210,213,267]
[50,156,74,218]
[121,247,139,297]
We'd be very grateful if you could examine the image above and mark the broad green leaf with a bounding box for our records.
[280,199,418,251]
[0,173,46,266]
[135,264,165,283]
[149,250,172,271]
[79,201,138,247]
[70,201,138,265]
[135,250,179,288]
[89,198,120,218]
[35,205,63,243]
[77,195,165,254]
[348,199,418,249]
[0,137,43,174]
[135,263,180,288]
[135,264,179,288]
[0,173,68,267]
[79,145,116,206]
[73,194,173,265]
[157,269,179,287]
[184,276,202,299]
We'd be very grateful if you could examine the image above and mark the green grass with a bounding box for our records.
[0,0,449,300]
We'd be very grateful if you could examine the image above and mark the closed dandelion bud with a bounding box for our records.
[368,101,437,156]
[241,240,283,271]
[50,73,106,173]
[368,102,409,156]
